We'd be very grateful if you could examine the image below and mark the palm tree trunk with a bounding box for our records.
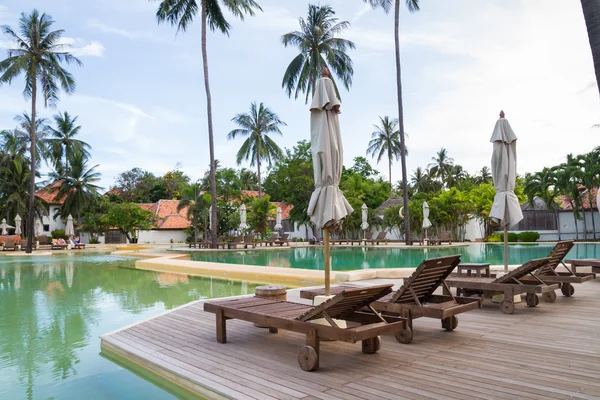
[257,153,262,198]
[581,0,600,98]
[573,210,580,240]
[26,81,37,254]
[65,145,68,176]
[394,0,411,245]
[555,209,561,240]
[582,202,588,240]
[589,192,597,240]
[201,0,218,243]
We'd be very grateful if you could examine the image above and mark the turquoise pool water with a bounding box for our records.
[187,243,600,270]
[0,253,259,399]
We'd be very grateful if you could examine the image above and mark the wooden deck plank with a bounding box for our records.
[101,280,600,400]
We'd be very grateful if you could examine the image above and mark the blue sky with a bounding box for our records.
[1,0,598,190]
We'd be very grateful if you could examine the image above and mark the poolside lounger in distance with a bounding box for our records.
[301,255,481,343]
[445,258,561,314]
[520,241,594,298]
[204,284,409,371]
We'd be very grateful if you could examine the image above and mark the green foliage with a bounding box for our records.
[51,229,67,240]
[79,200,110,243]
[216,200,240,237]
[382,205,402,238]
[106,202,156,241]
[113,167,189,203]
[518,231,540,242]
[486,232,518,242]
[247,195,275,239]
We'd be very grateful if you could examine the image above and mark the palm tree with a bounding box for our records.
[410,167,433,193]
[553,156,584,240]
[48,111,90,175]
[53,153,101,229]
[524,168,561,240]
[0,10,81,253]
[476,166,492,184]
[581,0,600,98]
[14,112,52,168]
[227,102,285,198]
[177,192,210,243]
[0,128,29,164]
[578,149,600,239]
[366,116,405,199]
[239,168,258,191]
[155,0,262,242]
[428,148,454,188]
[363,0,419,245]
[281,4,355,102]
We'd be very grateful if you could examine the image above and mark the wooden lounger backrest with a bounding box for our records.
[244,234,255,244]
[390,255,461,304]
[267,234,277,242]
[4,239,15,247]
[281,233,289,240]
[365,232,373,240]
[494,258,551,283]
[536,241,574,276]
[296,284,393,322]
[375,231,387,240]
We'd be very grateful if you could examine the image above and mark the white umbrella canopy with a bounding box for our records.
[489,111,523,272]
[65,214,75,236]
[274,207,283,231]
[307,67,354,295]
[422,201,432,240]
[238,204,249,232]
[1,218,14,235]
[361,203,369,231]
[14,214,21,236]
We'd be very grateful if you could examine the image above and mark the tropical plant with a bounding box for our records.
[428,147,454,188]
[0,9,81,252]
[382,205,402,239]
[577,149,600,240]
[155,0,262,241]
[14,112,52,167]
[523,168,561,240]
[363,0,419,245]
[227,102,285,198]
[581,0,600,98]
[51,153,102,229]
[0,127,29,164]
[366,116,406,199]
[410,166,439,193]
[553,157,583,240]
[0,158,46,230]
[239,168,259,191]
[477,166,492,184]
[106,202,156,242]
[281,4,355,102]
[247,195,275,239]
[178,192,211,242]
[48,111,90,175]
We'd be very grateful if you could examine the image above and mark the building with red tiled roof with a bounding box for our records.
[35,181,65,205]
[557,187,598,211]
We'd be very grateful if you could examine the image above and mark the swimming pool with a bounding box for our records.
[187,243,600,270]
[0,253,259,399]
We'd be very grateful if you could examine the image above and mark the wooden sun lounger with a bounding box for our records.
[260,234,278,246]
[301,255,481,343]
[74,243,85,249]
[368,232,388,245]
[51,243,69,250]
[229,234,256,249]
[566,258,600,275]
[429,231,453,245]
[274,233,290,246]
[520,241,595,298]
[445,258,561,314]
[2,239,17,251]
[204,284,409,371]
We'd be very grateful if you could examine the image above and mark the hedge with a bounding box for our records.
[518,231,540,242]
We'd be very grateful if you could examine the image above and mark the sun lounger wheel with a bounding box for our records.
[395,327,413,344]
[561,283,574,297]
[298,346,319,371]
[441,316,458,331]
[501,299,515,314]
[362,336,381,354]
[542,291,557,303]
[525,293,539,307]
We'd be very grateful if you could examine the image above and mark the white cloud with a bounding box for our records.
[89,21,168,44]
[59,37,105,57]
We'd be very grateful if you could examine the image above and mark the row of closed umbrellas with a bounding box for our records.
[0,214,75,237]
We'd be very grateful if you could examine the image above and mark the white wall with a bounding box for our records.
[556,210,600,240]
[464,217,486,241]
[137,230,188,244]
[40,206,66,235]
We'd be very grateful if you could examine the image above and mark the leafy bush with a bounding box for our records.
[89,238,100,244]
[51,229,67,240]
[518,231,540,242]
[486,232,518,242]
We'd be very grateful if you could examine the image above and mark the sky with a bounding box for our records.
[0,0,598,191]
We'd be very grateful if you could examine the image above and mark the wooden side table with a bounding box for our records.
[255,285,287,331]
[457,263,491,278]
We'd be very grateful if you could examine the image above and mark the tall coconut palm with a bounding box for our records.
[52,153,101,229]
[428,147,454,188]
[14,112,52,167]
[578,149,600,239]
[554,156,584,240]
[48,111,90,175]
[227,102,285,198]
[524,168,561,240]
[477,166,492,184]
[177,192,210,243]
[581,0,600,98]
[155,0,262,242]
[366,116,405,199]
[363,0,419,244]
[281,4,355,102]
[0,10,81,253]
[410,166,434,193]
[0,127,28,164]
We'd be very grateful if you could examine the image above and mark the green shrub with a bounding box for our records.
[51,229,67,240]
[518,231,540,242]
[485,233,502,242]
[89,238,100,244]
[507,232,519,242]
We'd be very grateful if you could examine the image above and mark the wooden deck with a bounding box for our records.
[101,280,600,400]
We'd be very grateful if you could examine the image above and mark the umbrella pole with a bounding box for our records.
[324,228,331,296]
[503,226,508,273]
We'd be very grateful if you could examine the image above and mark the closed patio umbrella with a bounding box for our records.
[274,207,283,236]
[35,218,43,237]
[208,205,213,240]
[1,218,14,235]
[14,214,21,236]
[65,214,75,237]
[422,201,432,240]
[489,111,523,273]
[361,204,369,238]
[239,204,249,233]
[307,67,354,295]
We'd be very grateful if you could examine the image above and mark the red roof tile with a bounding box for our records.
[35,181,65,205]
[557,187,598,210]
[270,202,293,220]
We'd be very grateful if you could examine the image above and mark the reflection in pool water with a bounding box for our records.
[0,253,259,399]
[188,243,600,270]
